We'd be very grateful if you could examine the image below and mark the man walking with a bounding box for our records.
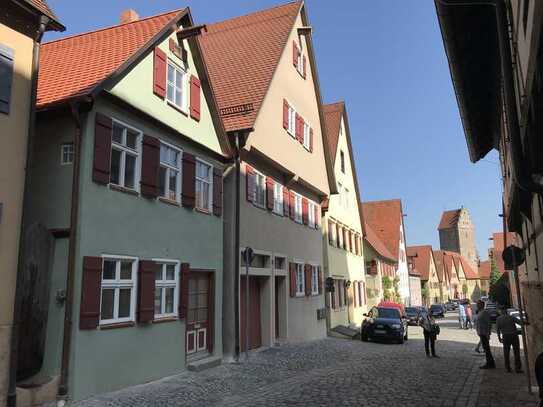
[476,300,495,369]
[458,302,466,329]
[496,308,523,373]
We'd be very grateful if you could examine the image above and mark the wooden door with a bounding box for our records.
[186,272,213,355]
[240,276,261,351]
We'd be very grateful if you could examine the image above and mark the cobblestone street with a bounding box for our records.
[73,313,538,407]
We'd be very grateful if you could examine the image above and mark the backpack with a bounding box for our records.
[432,324,440,336]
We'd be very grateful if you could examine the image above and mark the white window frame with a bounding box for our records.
[294,193,303,223]
[99,255,138,325]
[308,201,315,228]
[337,182,343,206]
[159,141,182,202]
[338,225,344,248]
[296,47,304,76]
[153,259,180,319]
[60,142,74,165]
[195,158,213,212]
[273,181,283,215]
[253,170,266,209]
[311,265,319,295]
[295,262,305,297]
[166,59,187,112]
[303,121,311,150]
[287,104,296,137]
[110,119,142,191]
[274,253,287,272]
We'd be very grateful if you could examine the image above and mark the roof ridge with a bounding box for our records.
[43,8,183,46]
[362,198,401,205]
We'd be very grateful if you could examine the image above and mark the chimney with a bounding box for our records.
[120,9,139,24]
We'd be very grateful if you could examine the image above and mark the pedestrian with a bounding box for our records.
[476,300,495,369]
[465,302,473,329]
[458,302,466,329]
[496,307,523,373]
[473,309,482,353]
[419,310,439,358]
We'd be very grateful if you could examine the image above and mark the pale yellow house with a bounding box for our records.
[407,245,441,306]
[0,1,63,405]
[322,102,366,329]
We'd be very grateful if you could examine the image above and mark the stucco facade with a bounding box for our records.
[438,208,479,271]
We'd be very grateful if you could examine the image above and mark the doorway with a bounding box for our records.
[240,275,262,351]
[186,272,213,358]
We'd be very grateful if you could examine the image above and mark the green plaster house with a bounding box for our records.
[23,8,231,402]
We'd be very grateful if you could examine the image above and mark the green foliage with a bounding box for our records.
[382,276,392,290]
[393,276,401,303]
[462,284,468,295]
[489,258,501,286]
[421,286,429,299]
[488,258,510,306]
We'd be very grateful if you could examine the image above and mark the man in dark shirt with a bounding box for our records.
[496,308,523,373]
[476,300,495,369]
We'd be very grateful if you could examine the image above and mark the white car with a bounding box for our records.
[506,308,526,334]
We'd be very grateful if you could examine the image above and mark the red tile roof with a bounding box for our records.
[323,102,343,164]
[199,1,301,132]
[478,260,491,279]
[361,199,403,260]
[406,245,433,281]
[459,256,478,279]
[438,209,461,230]
[364,220,396,262]
[433,250,459,283]
[37,9,183,109]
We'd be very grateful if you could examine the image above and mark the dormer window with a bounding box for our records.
[292,41,306,79]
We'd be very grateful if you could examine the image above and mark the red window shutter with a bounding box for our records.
[289,191,296,220]
[309,128,313,152]
[283,187,289,216]
[213,168,222,216]
[190,75,201,121]
[292,41,298,67]
[179,263,190,318]
[138,260,156,323]
[361,281,366,305]
[93,113,112,185]
[266,177,274,211]
[79,256,102,330]
[182,153,196,208]
[140,135,160,198]
[283,99,289,129]
[315,204,320,229]
[298,118,305,144]
[302,55,306,78]
[302,198,308,225]
[295,114,301,141]
[153,47,167,98]
[348,231,352,252]
[304,264,312,296]
[331,280,336,309]
[318,266,323,295]
[246,165,255,202]
[289,263,296,297]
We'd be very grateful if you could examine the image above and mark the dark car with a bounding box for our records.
[361,306,408,344]
[485,301,499,322]
[405,307,422,326]
[429,304,445,318]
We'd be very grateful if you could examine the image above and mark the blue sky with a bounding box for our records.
[44,0,503,260]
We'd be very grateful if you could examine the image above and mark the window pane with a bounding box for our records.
[124,154,136,189]
[168,64,175,82]
[126,129,138,149]
[112,123,124,144]
[198,277,208,291]
[101,289,114,320]
[155,287,162,315]
[189,293,198,308]
[165,287,174,314]
[168,171,178,200]
[175,89,182,106]
[118,288,131,318]
[103,260,116,280]
[155,266,163,281]
[198,293,207,307]
[166,264,176,280]
[159,166,167,197]
[167,83,174,103]
[175,69,182,86]
[197,162,210,179]
[110,149,121,185]
[197,308,208,322]
[120,261,132,280]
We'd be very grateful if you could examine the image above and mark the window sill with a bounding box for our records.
[159,197,181,207]
[109,184,139,197]
[152,316,178,324]
[99,321,135,330]
[167,100,188,116]
[195,207,212,215]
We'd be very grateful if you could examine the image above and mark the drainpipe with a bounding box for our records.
[233,133,241,362]
[6,14,49,407]
[57,101,85,405]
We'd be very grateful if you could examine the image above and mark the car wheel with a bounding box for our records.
[398,336,404,344]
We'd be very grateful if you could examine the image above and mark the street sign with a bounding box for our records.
[502,245,525,269]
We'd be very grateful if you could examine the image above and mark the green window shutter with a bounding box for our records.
[0,44,14,115]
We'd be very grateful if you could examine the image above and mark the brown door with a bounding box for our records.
[186,272,213,355]
[240,276,261,351]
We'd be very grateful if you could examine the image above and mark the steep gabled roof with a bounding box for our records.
[433,250,458,283]
[364,220,396,263]
[323,102,343,162]
[406,245,434,281]
[459,256,478,279]
[478,260,491,279]
[362,199,403,260]
[438,209,462,230]
[199,1,301,132]
[38,9,185,109]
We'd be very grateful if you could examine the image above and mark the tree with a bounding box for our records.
[489,258,501,287]
[382,276,392,301]
[489,258,511,306]
[462,283,468,297]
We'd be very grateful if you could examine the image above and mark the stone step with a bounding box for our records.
[187,356,222,372]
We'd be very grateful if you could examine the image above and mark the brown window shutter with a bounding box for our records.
[331,280,336,309]
[292,41,298,67]
[344,282,348,307]
[190,75,201,121]
[348,231,352,252]
[336,224,340,247]
[328,220,334,244]
[246,165,255,202]
[283,187,289,216]
[182,152,196,208]
[80,256,102,330]
[289,262,296,297]
[283,99,289,129]
[356,235,360,255]
[318,266,323,295]
[309,128,313,152]
[314,204,320,229]
[343,229,347,250]
[266,177,274,211]
[140,135,160,198]
[213,167,223,216]
[93,113,112,185]
[179,263,190,318]
[289,191,296,220]
[302,55,306,78]
[302,198,308,225]
[295,114,300,141]
[304,264,312,296]
[153,47,167,98]
[138,260,156,323]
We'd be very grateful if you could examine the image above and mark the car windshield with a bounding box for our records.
[377,308,400,319]
[430,305,441,310]
[405,307,418,315]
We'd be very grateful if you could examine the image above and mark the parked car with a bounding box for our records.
[444,301,455,311]
[361,306,409,344]
[506,308,526,334]
[429,304,445,318]
[484,301,499,322]
[405,307,422,326]
[480,295,489,302]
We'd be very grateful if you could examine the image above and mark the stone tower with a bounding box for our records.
[438,207,479,270]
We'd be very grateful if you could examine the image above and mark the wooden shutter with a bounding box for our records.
[213,168,222,216]
[343,229,348,250]
[153,47,167,98]
[328,220,334,244]
[315,204,320,229]
[182,153,196,208]
[304,264,312,296]
[266,177,274,211]
[331,280,336,309]
[93,113,112,185]
[140,135,160,198]
[283,99,289,129]
[283,187,289,216]
[179,263,190,318]
[138,260,156,323]
[289,191,296,220]
[295,114,301,141]
[80,256,102,330]
[302,198,308,225]
[309,128,313,152]
[246,165,255,202]
[292,41,298,67]
[0,46,14,114]
[289,263,297,297]
[190,75,201,121]
[355,235,360,255]
[302,55,306,78]
[318,266,323,295]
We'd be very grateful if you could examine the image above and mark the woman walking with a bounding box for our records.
[465,302,473,329]
[420,310,439,358]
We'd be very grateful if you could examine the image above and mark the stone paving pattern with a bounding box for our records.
[72,314,539,407]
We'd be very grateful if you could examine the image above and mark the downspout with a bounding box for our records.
[233,133,241,362]
[7,14,49,407]
[57,101,85,405]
